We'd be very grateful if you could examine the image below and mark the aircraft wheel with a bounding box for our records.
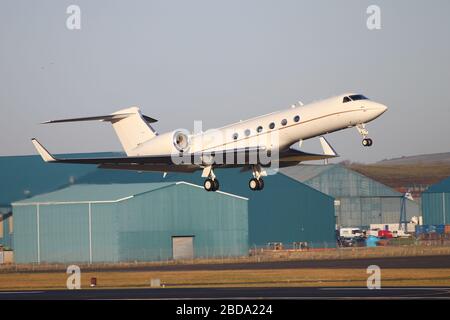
[249,178,259,191]
[204,179,214,191]
[212,179,220,191]
[362,138,373,147]
[257,178,264,190]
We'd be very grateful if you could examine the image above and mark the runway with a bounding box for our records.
[1,286,450,300]
[10,255,450,274]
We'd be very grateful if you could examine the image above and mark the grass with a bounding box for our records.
[1,268,450,290]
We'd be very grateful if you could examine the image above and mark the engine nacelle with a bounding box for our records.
[134,130,191,156]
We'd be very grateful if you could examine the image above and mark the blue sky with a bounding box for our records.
[1,0,449,163]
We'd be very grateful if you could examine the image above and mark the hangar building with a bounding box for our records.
[281,164,421,228]
[75,167,337,249]
[0,153,119,249]
[12,182,248,264]
[2,154,337,264]
[422,176,450,225]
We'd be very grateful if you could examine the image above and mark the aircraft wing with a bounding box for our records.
[278,136,339,163]
[31,139,267,172]
[32,136,338,172]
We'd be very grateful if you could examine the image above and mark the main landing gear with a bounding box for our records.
[201,165,266,192]
[356,124,373,147]
[249,165,265,191]
[249,178,264,191]
[204,178,219,192]
[202,166,220,191]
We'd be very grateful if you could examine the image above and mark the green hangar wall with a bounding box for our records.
[75,168,337,248]
[12,182,248,264]
[422,176,450,225]
[281,164,421,228]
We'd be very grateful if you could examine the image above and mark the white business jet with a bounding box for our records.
[32,93,387,191]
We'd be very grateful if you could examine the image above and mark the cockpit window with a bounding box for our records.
[349,94,368,101]
[343,96,351,103]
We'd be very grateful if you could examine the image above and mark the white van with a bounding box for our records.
[339,228,363,238]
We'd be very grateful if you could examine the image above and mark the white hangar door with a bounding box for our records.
[172,236,194,260]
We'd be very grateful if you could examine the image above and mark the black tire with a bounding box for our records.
[362,138,369,147]
[212,179,220,191]
[257,178,264,190]
[204,179,213,191]
[367,138,373,146]
[249,178,259,191]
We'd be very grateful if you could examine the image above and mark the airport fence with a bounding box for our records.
[2,240,450,273]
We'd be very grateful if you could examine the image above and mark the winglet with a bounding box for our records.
[319,136,339,157]
[31,138,56,162]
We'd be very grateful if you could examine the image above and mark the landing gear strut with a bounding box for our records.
[356,124,373,147]
[249,165,266,191]
[202,166,219,191]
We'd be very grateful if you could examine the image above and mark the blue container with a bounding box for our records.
[436,225,445,235]
[416,225,427,235]
[366,235,379,247]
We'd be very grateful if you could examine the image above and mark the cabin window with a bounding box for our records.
[281,119,287,126]
[294,115,300,122]
[244,129,251,136]
[269,122,275,129]
[256,126,263,133]
[232,133,238,140]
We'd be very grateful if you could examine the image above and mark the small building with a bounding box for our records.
[0,209,13,249]
[281,164,421,229]
[12,182,248,264]
[422,176,450,225]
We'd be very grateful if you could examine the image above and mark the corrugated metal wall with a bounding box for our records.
[422,192,450,225]
[116,184,248,261]
[301,166,421,228]
[70,168,338,248]
[246,175,335,248]
[12,183,248,264]
[12,206,37,263]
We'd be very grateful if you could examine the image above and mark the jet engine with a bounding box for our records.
[172,130,190,152]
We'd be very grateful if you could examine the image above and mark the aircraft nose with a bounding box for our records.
[375,103,388,115]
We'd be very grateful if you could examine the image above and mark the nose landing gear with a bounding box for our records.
[356,124,374,147]
[362,138,373,147]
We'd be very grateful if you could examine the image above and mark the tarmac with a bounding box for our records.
[1,286,450,300]
[64,254,450,272]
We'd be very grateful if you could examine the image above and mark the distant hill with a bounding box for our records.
[377,152,450,165]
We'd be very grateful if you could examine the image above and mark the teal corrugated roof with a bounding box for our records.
[0,153,122,206]
[12,182,175,204]
[280,164,335,182]
[281,164,401,198]
[424,176,450,193]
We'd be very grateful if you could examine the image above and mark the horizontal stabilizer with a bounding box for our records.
[42,109,157,124]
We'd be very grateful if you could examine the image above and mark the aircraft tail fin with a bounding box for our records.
[43,107,158,156]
